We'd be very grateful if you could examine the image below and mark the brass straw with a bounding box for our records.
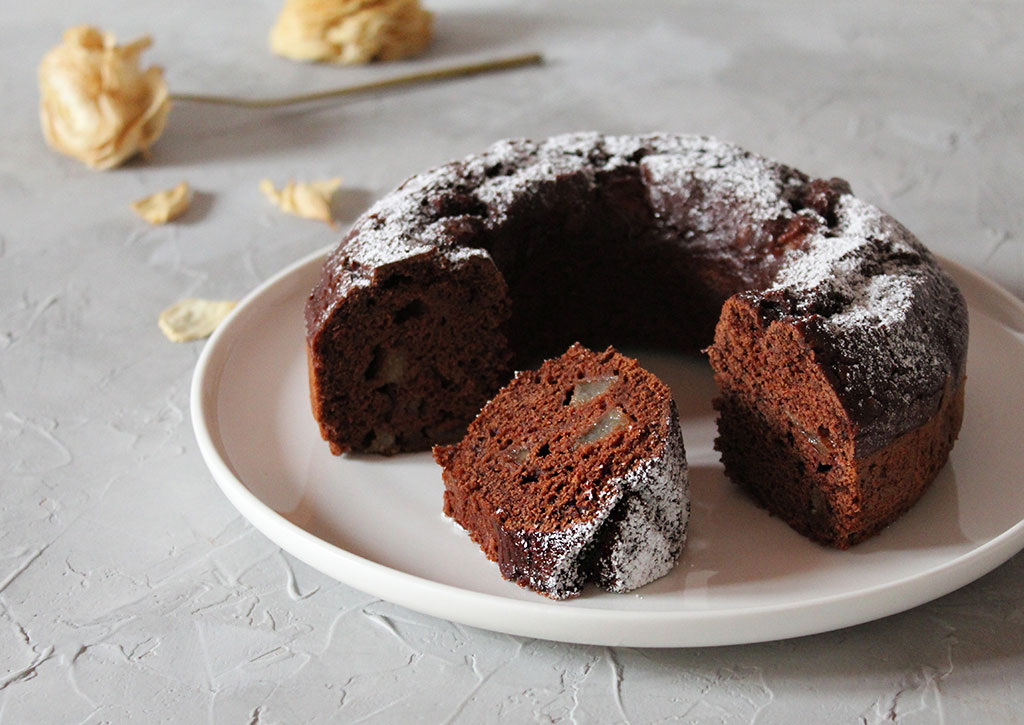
[170,52,543,109]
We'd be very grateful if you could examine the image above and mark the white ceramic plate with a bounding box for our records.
[192,247,1024,647]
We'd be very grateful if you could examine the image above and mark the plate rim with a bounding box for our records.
[190,247,1024,647]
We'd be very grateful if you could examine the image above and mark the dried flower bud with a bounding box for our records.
[131,181,192,224]
[38,26,171,170]
[270,0,433,65]
[260,177,343,225]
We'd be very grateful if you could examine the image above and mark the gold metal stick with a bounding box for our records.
[170,52,543,109]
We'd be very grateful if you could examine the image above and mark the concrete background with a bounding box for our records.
[2,1,1022,721]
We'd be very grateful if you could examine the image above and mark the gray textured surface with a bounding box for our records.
[2,0,1023,721]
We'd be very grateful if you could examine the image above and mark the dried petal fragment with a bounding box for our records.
[131,181,192,224]
[270,0,433,65]
[38,26,171,170]
[260,177,342,225]
[158,298,237,343]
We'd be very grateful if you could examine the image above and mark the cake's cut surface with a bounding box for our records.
[305,251,510,454]
[434,344,689,599]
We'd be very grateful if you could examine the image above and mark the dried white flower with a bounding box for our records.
[270,0,433,65]
[39,26,171,170]
[131,181,192,224]
[158,298,237,342]
[260,177,343,225]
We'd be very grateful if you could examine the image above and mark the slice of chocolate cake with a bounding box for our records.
[434,344,689,599]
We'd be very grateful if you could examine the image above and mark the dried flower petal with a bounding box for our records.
[270,0,433,65]
[131,181,192,224]
[158,298,237,343]
[38,26,171,170]
[260,177,342,225]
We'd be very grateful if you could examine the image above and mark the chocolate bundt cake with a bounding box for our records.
[305,132,968,547]
[435,344,688,599]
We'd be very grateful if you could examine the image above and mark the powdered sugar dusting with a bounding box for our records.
[505,407,689,599]
[771,232,868,292]
[641,145,795,226]
[770,194,931,339]
[598,409,689,593]
[830,272,915,328]
[326,132,804,295]
[319,134,943,356]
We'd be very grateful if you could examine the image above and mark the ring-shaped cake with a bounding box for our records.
[304,133,967,548]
